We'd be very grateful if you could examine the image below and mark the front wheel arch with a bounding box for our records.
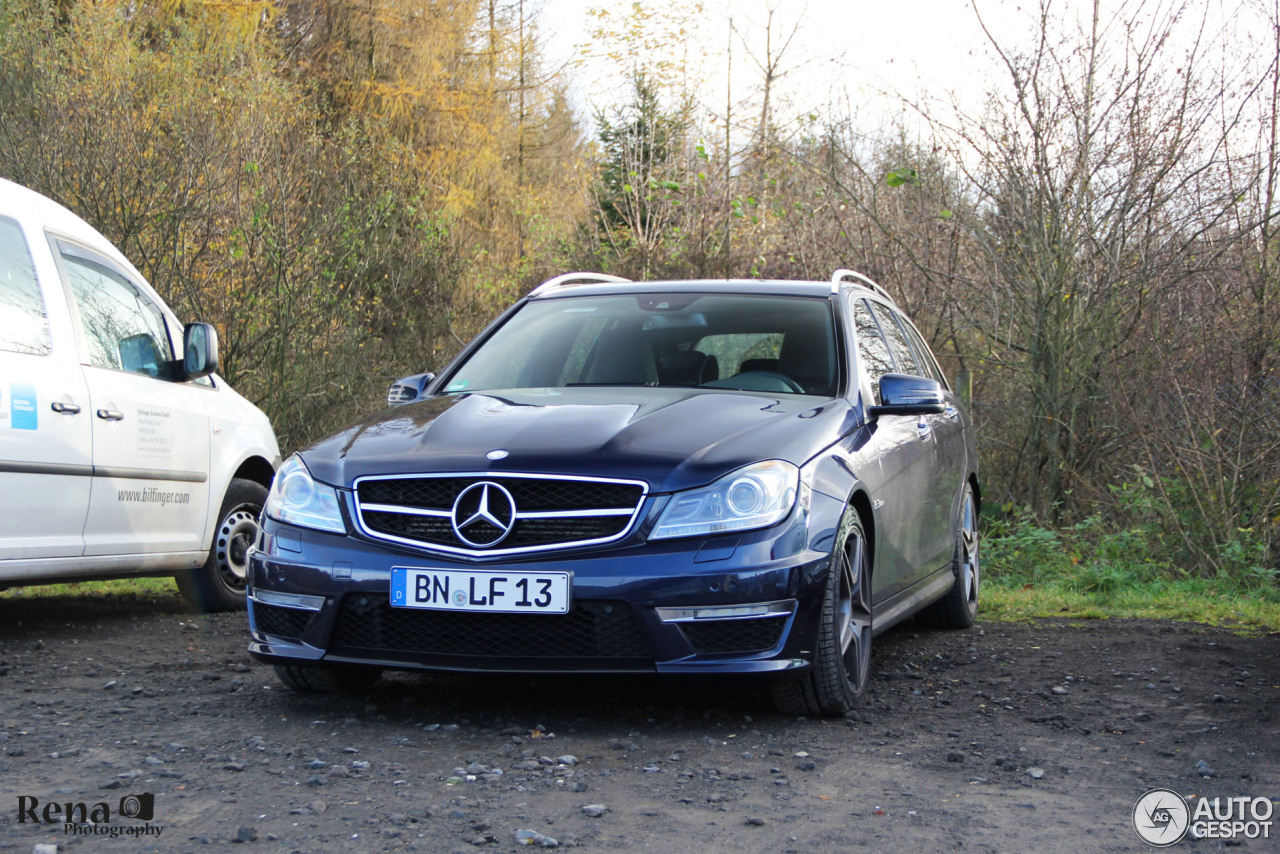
[176,478,268,613]
[233,455,276,494]
[771,501,874,716]
[846,489,876,594]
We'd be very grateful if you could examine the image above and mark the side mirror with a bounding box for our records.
[868,373,946,416]
[182,322,219,380]
[388,372,436,406]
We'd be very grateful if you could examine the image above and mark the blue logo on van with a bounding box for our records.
[10,384,36,430]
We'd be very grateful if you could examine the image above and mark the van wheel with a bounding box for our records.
[177,478,267,613]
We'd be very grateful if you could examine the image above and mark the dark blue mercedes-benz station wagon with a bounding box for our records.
[246,270,980,715]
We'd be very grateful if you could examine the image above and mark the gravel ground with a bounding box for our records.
[0,592,1276,853]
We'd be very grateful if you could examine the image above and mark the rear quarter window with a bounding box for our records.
[0,218,51,355]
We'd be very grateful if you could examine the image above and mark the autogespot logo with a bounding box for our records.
[1134,789,1190,847]
[1133,789,1277,846]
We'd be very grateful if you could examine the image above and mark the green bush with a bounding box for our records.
[983,506,1073,586]
[983,478,1278,601]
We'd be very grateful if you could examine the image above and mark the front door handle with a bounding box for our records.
[51,401,82,415]
[96,408,124,422]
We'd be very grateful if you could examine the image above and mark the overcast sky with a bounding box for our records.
[533,0,1043,125]
[531,0,1257,155]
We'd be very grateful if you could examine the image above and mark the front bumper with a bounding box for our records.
[246,494,843,677]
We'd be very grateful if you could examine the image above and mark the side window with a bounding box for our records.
[59,242,174,377]
[899,316,948,387]
[0,218,51,355]
[852,299,895,402]
[871,301,921,377]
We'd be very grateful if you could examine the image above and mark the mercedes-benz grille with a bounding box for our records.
[352,473,648,557]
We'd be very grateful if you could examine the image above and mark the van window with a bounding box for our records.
[0,218,51,355]
[59,242,173,377]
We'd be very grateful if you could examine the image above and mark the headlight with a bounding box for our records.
[650,460,799,540]
[265,455,346,534]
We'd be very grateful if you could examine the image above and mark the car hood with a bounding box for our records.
[301,387,859,493]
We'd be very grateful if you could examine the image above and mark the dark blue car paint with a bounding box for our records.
[300,388,857,496]
[247,278,979,689]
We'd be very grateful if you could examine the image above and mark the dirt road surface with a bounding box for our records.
[0,592,1275,852]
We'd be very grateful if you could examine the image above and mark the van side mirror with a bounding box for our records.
[388,372,436,406]
[868,373,946,416]
[182,322,219,380]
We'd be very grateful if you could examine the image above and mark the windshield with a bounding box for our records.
[442,293,839,397]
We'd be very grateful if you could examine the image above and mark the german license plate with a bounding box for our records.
[390,567,570,614]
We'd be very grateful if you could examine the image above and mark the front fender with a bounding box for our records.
[202,380,280,549]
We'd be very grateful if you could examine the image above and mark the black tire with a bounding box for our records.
[771,506,872,716]
[922,483,980,629]
[273,664,383,693]
[176,478,267,613]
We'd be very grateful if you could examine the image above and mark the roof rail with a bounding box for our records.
[528,272,632,298]
[830,269,894,303]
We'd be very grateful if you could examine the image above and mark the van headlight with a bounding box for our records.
[265,455,346,534]
[650,460,799,540]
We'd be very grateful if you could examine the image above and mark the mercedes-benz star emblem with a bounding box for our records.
[451,481,517,548]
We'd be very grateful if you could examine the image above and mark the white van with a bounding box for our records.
[0,178,280,611]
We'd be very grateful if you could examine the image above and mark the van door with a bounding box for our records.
[0,217,93,561]
[55,239,213,557]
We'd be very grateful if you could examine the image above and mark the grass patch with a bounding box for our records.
[0,576,180,602]
[982,578,1280,633]
[982,513,1280,633]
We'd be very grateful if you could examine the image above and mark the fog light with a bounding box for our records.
[656,599,795,622]
[251,590,325,611]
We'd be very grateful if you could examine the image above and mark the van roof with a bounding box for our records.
[0,178,145,283]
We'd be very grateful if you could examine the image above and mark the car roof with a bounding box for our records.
[532,278,881,302]
[527,271,899,306]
